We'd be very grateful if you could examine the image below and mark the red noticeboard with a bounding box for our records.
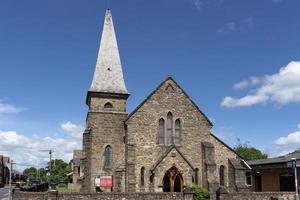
[100,176,113,187]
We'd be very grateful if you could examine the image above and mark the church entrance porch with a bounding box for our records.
[163,166,183,192]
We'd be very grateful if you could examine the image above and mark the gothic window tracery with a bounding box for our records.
[163,166,183,192]
[158,112,182,146]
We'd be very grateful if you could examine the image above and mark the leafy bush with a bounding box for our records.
[191,185,210,200]
[57,183,67,188]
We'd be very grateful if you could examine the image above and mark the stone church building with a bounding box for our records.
[77,9,249,194]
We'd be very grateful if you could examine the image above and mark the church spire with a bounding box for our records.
[89,9,128,94]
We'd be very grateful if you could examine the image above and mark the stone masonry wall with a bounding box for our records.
[209,135,239,192]
[152,148,195,192]
[70,150,83,191]
[13,190,296,200]
[126,78,211,192]
[125,77,241,193]
[82,94,128,192]
[218,192,295,200]
[13,191,193,200]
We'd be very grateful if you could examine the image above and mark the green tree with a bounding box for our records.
[234,141,268,161]
[23,159,71,186]
[23,167,38,182]
[48,159,71,185]
[38,168,48,182]
[289,148,300,154]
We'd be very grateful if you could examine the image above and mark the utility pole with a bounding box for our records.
[49,149,52,190]
[8,160,16,200]
[40,149,54,190]
[292,158,299,200]
[49,149,52,173]
[36,160,39,180]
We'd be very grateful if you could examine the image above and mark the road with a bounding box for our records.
[0,186,9,200]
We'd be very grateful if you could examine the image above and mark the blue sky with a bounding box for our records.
[0,0,300,170]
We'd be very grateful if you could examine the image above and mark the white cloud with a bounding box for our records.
[268,124,300,157]
[194,0,207,10]
[275,131,300,145]
[0,103,24,114]
[193,0,224,11]
[233,80,249,90]
[61,121,84,139]
[298,123,300,130]
[221,61,300,107]
[0,122,83,171]
[193,0,279,10]
[233,77,261,90]
[218,17,253,34]
[250,76,261,86]
[221,95,268,107]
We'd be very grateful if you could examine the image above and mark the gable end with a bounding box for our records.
[126,76,213,126]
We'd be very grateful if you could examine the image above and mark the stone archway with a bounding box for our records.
[163,166,183,192]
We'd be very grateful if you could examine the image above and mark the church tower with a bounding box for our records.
[81,9,129,192]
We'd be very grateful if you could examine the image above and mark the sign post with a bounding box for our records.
[292,158,298,200]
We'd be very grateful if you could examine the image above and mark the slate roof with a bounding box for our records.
[89,9,128,94]
[247,152,300,166]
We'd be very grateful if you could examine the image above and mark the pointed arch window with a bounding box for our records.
[159,119,165,145]
[220,165,225,186]
[141,167,145,187]
[104,145,112,169]
[167,112,173,145]
[175,119,181,145]
[158,113,183,146]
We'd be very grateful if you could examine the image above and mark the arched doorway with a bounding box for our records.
[163,175,171,192]
[163,166,183,192]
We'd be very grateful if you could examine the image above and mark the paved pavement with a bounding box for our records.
[0,186,9,200]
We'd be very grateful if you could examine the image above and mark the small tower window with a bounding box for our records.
[167,112,173,145]
[175,119,181,145]
[219,165,225,186]
[141,167,145,187]
[195,168,199,185]
[159,119,165,145]
[104,145,112,168]
[104,102,113,109]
